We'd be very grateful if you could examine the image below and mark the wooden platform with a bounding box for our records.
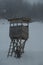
[7,17,30,57]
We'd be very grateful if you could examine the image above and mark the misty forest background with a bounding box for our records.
[0,0,43,21]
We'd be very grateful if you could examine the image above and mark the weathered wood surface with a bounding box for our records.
[9,26,29,40]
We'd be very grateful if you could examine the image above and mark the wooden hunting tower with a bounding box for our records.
[7,17,31,57]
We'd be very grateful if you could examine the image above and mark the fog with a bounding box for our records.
[0,0,43,64]
[0,0,43,21]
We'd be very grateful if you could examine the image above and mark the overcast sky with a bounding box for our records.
[24,0,43,4]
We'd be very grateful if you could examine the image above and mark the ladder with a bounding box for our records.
[7,40,16,57]
[7,39,26,57]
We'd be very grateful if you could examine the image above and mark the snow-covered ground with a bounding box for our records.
[0,19,43,65]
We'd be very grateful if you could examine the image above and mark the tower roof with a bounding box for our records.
[8,17,31,23]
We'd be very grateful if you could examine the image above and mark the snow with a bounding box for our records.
[0,19,43,65]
